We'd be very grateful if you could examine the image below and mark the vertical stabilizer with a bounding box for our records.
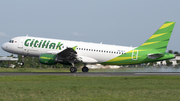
[137,21,175,52]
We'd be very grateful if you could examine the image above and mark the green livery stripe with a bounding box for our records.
[148,33,166,39]
[137,21,175,52]
[102,21,175,65]
[159,22,175,29]
[141,41,159,46]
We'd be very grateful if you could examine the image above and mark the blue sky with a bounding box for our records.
[0,0,180,56]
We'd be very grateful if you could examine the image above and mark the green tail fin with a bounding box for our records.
[137,21,175,52]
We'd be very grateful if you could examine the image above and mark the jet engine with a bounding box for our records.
[39,53,62,65]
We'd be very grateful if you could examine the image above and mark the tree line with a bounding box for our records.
[1,55,83,68]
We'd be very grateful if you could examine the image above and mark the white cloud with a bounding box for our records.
[0,32,8,37]
[72,32,85,36]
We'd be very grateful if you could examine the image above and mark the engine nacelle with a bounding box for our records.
[39,54,58,65]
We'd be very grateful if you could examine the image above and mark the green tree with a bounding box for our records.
[168,50,173,54]
[166,60,172,66]
[174,51,179,55]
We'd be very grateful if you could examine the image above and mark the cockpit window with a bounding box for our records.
[9,40,14,43]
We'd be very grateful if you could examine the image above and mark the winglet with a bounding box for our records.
[72,46,77,51]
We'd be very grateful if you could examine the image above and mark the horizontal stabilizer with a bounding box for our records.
[148,53,164,59]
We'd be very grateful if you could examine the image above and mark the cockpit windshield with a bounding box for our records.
[9,40,14,43]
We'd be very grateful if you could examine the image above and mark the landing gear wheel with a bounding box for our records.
[20,62,24,66]
[70,67,77,73]
[21,55,25,66]
[82,67,89,73]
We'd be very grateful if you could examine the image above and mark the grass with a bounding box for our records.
[0,75,180,101]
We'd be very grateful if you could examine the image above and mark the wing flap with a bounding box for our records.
[57,48,77,61]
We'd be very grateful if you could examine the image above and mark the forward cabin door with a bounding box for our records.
[18,39,24,49]
[132,50,138,60]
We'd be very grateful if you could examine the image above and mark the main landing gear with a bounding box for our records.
[70,67,77,73]
[69,63,89,73]
[82,66,89,73]
[70,62,77,73]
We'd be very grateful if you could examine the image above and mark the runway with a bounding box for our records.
[1,72,180,76]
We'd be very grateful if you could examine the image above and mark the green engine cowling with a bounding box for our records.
[39,54,58,65]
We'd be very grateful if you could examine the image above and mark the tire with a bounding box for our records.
[20,62,24,66]
[70,67,77,73]
[82,67,89,73]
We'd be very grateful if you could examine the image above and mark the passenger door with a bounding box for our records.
[18,39,24,49]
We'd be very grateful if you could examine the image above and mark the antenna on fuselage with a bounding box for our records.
[26,35,28,37]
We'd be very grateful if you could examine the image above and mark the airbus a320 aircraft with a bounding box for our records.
[2,21,176,73]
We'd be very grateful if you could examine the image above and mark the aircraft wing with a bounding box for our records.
[46,47,98,63]
[56,48,79,62]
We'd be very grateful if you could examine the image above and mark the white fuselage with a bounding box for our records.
[2,36,135,64]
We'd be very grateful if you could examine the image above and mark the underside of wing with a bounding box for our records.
[57,48,79,63]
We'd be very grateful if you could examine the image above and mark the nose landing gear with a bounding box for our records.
[20,55,25,66]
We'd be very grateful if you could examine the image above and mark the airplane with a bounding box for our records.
[2,21,176,73]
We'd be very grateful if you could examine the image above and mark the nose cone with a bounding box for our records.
[2,42,8,51]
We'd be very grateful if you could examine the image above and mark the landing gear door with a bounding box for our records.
[18,39,24,49]
[132,50,138,60]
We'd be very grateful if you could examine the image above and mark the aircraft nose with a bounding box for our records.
[1,42,8,51]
